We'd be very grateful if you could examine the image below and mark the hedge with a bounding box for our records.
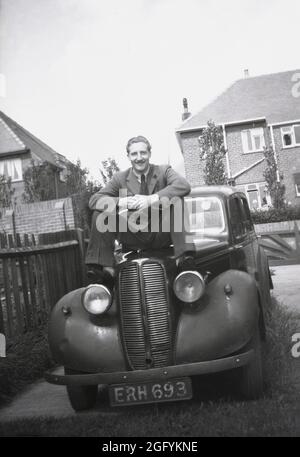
[251,206,300,224]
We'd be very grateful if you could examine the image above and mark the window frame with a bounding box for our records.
[228,196,248,242]
[281,124,300,148]
[241,127,265,154]
[0,157,23,182]
[294,174,300,197]
[184,196,226,235]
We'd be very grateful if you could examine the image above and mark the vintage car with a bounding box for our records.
[45,186,273,411]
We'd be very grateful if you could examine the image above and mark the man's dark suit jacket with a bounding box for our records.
[86,164,191,266]
[89,164,191,210]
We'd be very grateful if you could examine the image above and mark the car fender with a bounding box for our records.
[175,269,260,364]
[48,288,126,373]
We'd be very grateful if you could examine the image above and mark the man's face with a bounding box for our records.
[127,141,151,174]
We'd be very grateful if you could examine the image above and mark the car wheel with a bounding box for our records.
[64,368,98,412]
[237,323,264,400]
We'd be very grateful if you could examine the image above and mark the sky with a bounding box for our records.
[0,0,300,181]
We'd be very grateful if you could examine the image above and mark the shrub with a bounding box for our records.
[251,206,300,224]
[198,120,227,185]
[263,146,286,209]
[0,174,15,207]
[0,325,55,406]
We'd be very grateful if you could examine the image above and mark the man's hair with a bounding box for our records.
[126,135,152,154]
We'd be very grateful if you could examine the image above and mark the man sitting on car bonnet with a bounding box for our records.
[85,135,191,285]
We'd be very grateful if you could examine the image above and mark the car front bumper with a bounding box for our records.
[45,350,254,386]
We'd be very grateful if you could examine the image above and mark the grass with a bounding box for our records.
[263,297,299,396]
[0,296,299,437]
[0,324,55,406]
[0,394,299,437]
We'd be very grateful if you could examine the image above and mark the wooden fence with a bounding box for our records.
[0,229,87,338]
[258,221,300,266]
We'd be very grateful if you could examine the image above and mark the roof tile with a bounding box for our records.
[177,70,300,131]
[0,111,69,168]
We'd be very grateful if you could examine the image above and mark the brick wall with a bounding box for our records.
[180,130,228,186]
[225,122,269,179]
[180,122,270,187]
[180,122,300,207]
[0,197,75,236]
[181,131,205,186]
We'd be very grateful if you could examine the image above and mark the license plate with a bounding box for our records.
[109,377,192,406]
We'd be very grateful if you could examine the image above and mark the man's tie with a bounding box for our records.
[140,173,149,195]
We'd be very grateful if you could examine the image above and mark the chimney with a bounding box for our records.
[182,98,191,121]
[244,69,249,78]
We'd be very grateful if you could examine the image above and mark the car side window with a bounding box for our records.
[241,197,254,232]
[229,197,247,241]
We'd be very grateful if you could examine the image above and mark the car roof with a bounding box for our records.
[187,185,245,198]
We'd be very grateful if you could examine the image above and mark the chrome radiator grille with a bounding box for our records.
[119,260,173,370]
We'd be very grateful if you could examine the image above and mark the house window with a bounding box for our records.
[247,188,260,210]
[241,128,265,153]
[0,158,22,182]
[281,125,300,148]
[294,173,300,196]
[59,167,68,182]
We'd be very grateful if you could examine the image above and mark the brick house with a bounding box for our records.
[0,110,72,204]
[176,70,300,210]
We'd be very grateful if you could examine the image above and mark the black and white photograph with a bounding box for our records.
[0,0,299,440]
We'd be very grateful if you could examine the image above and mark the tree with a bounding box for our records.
[65,157,120,231]
[263,145,286,209]
[0,175,15,207]
[22,156,120,229]
[63,159,101,231]
[100,157,120,185]
[22,160,58,202]
[64,159,93,196]
[198,120,227,185]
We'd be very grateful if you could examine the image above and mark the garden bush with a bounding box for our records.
[0,325,55,406]
[251,206,300,224]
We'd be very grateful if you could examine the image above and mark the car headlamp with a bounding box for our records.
[82,284,112,315]
[173,271,205,303]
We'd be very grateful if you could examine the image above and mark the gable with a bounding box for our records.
[0,111,70,169]
[0,116,27,155]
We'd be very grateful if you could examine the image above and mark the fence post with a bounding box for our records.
[75,228,87,286]
[0,289,5,344]
[0,236,5,337]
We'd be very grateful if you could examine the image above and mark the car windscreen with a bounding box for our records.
[184,196,226,235]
